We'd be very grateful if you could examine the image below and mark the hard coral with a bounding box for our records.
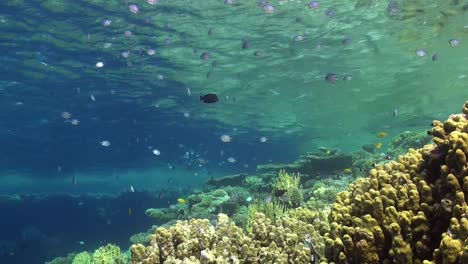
[245,175,268,192]
[131,213,320,263]
[387,131,432,157]
[247,199,287,232]
[131,102,468,264]
[72,251,92,264]
[272,170,304,207]
[145,207,178,223]
[325,101,468,263]
[45,253,77,264]
[188,189,230,218]
[93,243,127,264]
[257,152,353,178]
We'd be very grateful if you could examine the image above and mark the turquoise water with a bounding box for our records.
[0,0,467,263]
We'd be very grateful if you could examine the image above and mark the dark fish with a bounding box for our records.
[387,0,400,16]
[200,94,219,103]
[200,52,211,60]
[325,73,337,83]
[253,51,264,57]
[448,39,460,47]
[242,39,250,49]
[274,189,287,197]
[325,9,336,17]
[208,27,213,35]
[258,0,268,7]
[342,38,352,45]
[157,191,164,200]
[432,54,438,61]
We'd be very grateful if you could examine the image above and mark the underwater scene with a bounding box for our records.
[0,0,467,263]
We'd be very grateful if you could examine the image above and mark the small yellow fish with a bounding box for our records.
[343,168,352,174]
[177,198,186,204]
[128,208,132,216]
[376,143,382,149]
[377,132,388,138]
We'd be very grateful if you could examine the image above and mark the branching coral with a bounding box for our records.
[245,175,268,192]
[72,251,92,264]
[93,243,127,264]
[187,189,230,218]
[272,170,304,207]
[246,199,287,232]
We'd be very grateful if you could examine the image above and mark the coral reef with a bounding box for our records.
[93,243,127,264]
[130,232,152,245]
[129,101,468,264]
[324,102,468,263]
[303,178,348,209]
[244,175,270,192]
[257,152,353,178]
[387,131,432,157]
[131,212,324,263]
[206,173,272,193]
[205,173,248,188]
[46,253,76,264]
[272,170,303,207]
[247,199,288,232]
[145,207,179,223]
[72,252,92,264]
[187,189,231,219]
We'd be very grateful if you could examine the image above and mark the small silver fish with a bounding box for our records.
[416,49,427,57]
[448,39,460,47]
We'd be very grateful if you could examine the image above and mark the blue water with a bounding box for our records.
[0,0,467,263]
